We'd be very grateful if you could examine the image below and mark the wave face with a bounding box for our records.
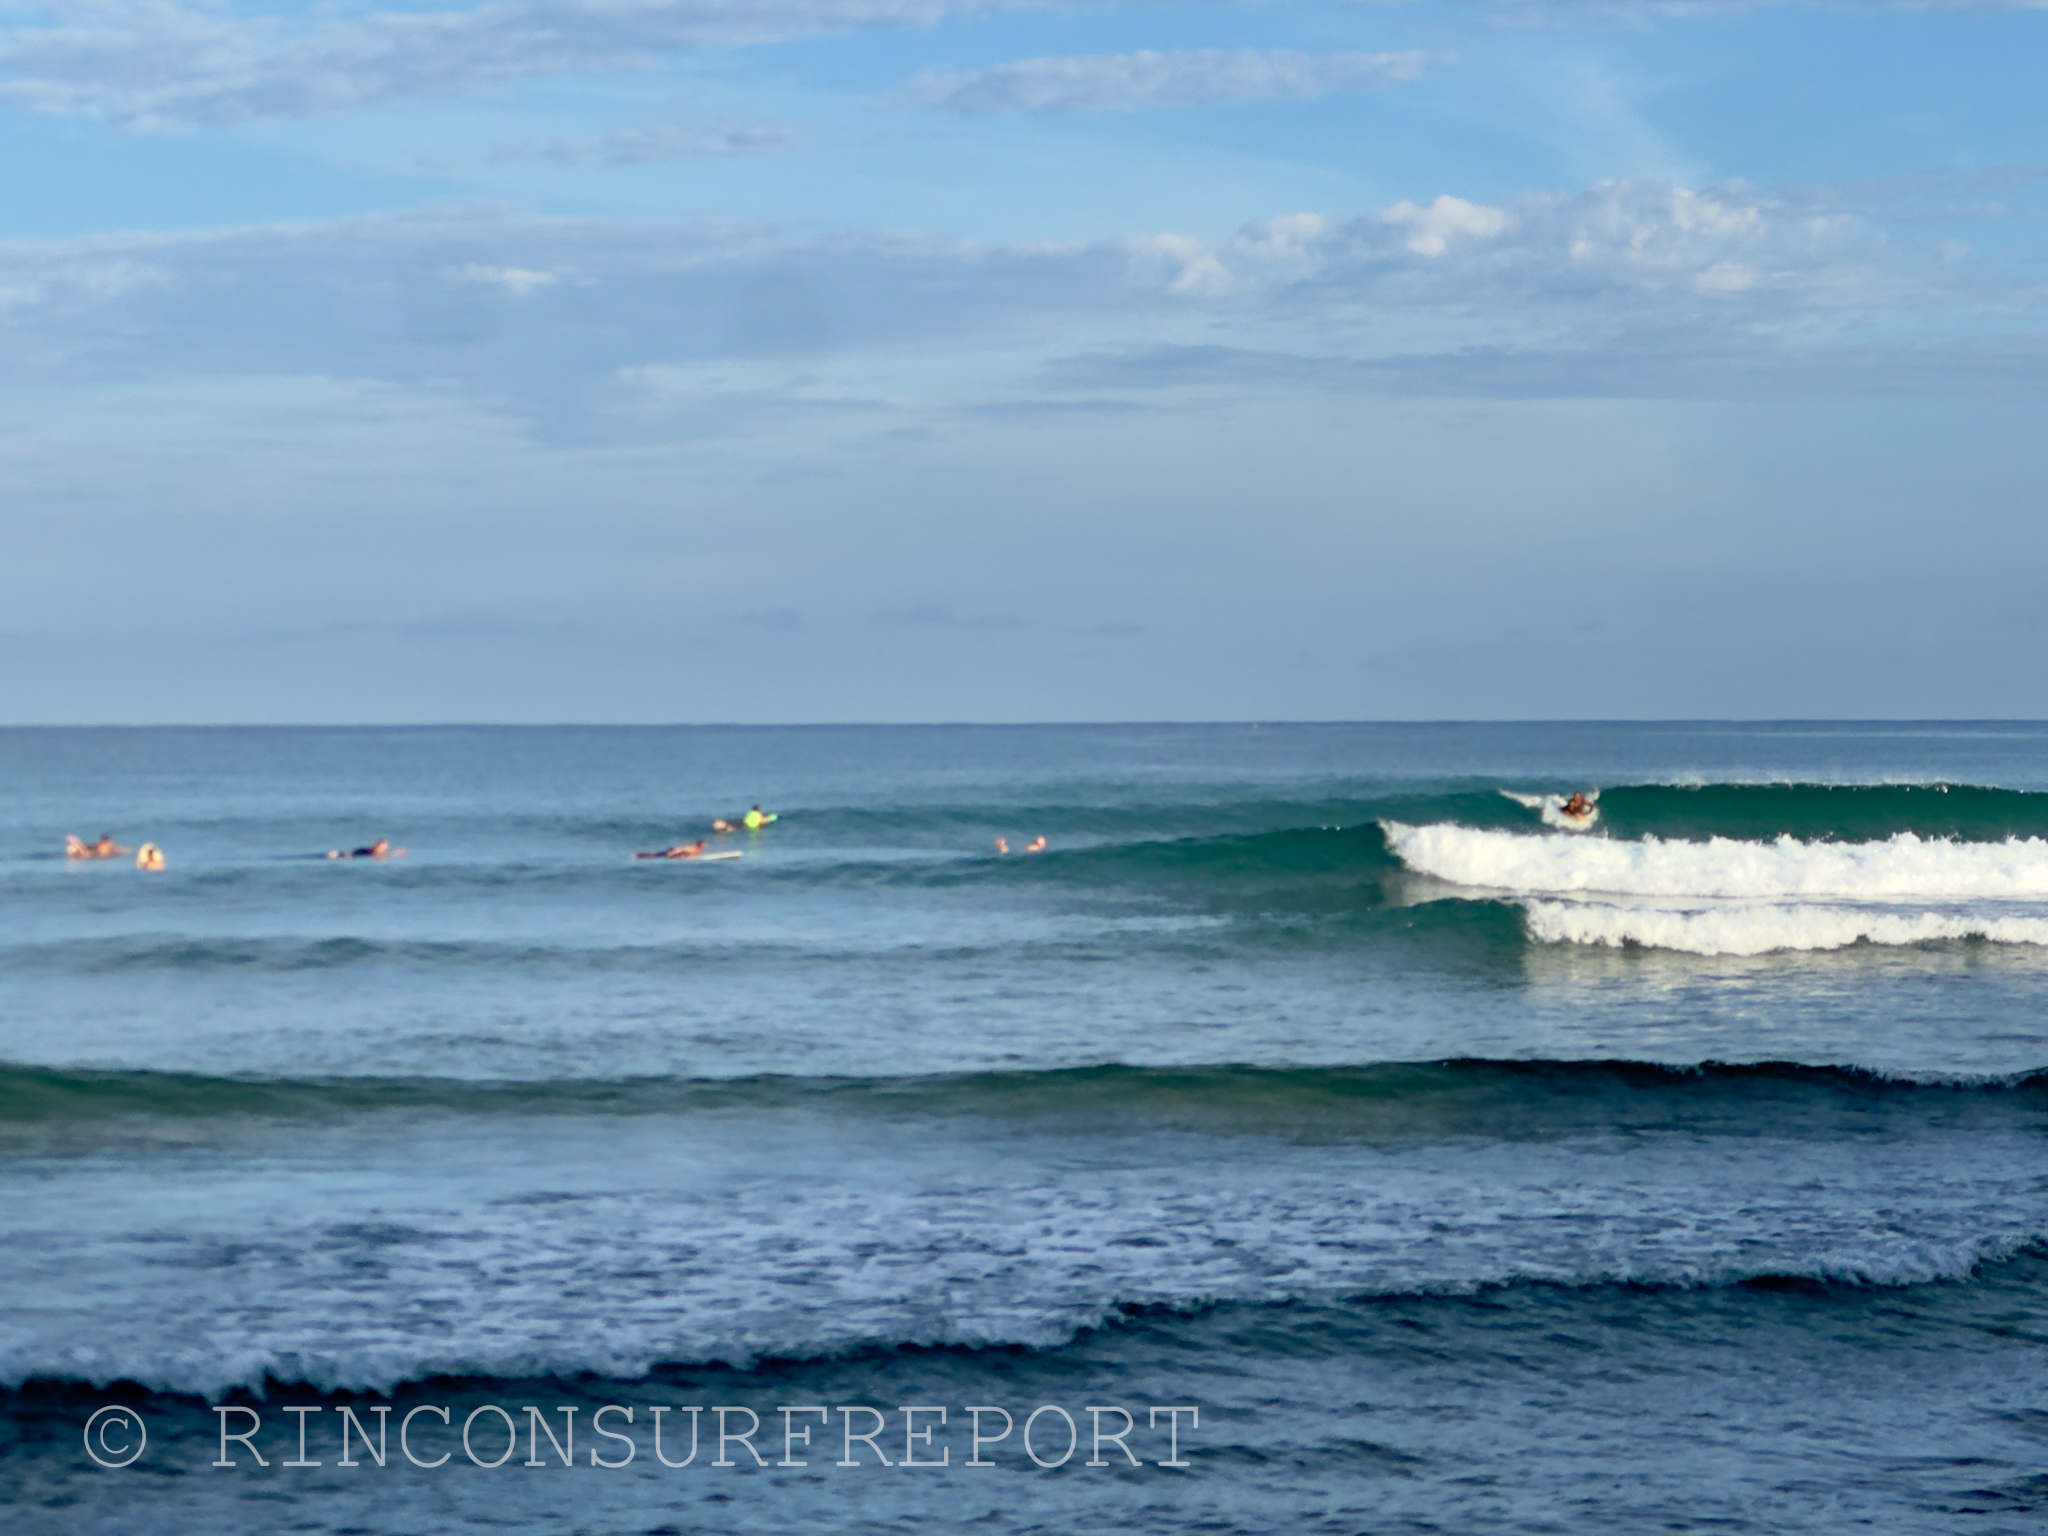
[1558,779,2048,844]
[8,1055,2042,1133]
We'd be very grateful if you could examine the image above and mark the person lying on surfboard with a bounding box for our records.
[713,806,778,833]
[66,834,129,860]
[1562,793,1593,819]
[635,841,710,859]
[328,838,404,859]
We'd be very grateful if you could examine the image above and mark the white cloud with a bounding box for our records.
[1110,181,1825,317]
[903,48,1436,115]
[1383,195,1510,257]
[454,262,559,294]
[1127,233,1236,296]
[5,0,2045,134]
[1566,183,1762,268]
[0,0,1053,128]
[498,120,796,165]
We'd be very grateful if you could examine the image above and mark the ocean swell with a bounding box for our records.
[7,1058,2045,1130]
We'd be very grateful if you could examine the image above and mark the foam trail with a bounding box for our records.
[1384,824,2048,900]
[1524,900,2048,956]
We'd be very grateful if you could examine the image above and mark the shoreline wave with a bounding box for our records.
[9,1236,2043,1403]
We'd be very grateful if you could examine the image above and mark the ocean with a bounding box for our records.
[2,722,2045,1534]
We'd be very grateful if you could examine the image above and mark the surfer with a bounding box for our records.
[66,834,129,860]
[1024,836,1047,853]
[135,842,165,871]
[635,841,710,860]
[715,806,777,833]
[328,839,401,860]
[1562,793,1593,820]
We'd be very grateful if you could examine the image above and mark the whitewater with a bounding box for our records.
[1382,819,2048,955]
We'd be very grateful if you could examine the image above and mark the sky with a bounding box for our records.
[2,0,2046,723]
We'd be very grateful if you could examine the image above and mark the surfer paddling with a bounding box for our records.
[65,834,129,860]
[328,839,404,859]
[635,841,711,860]
[713,805,778,833]
[1562,793,1593,820]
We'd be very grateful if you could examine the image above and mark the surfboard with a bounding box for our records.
[1501,789,1601,832]
[696,850,744,861]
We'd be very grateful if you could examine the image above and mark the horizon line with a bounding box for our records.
[5,719,2048,731]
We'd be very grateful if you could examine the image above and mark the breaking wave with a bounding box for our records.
[1523,900,2048,957]
[1384,813,2048,955]
[1382,823,2048,901]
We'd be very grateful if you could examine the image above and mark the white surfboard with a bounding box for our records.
[1501,789,1601,832]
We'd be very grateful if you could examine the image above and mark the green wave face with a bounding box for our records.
[1586,783,2048,843]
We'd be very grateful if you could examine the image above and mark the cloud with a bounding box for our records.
[454,261,560,294]
[0,0,1051,129]
[1124,178,1885,317]
[1384,195,1511,256]
[0,174,2023,426]
[6,0,2047,134]
[497,120,796,165]
[902,48,1436,115]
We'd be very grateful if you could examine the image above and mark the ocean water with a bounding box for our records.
[3,722,2046,1534]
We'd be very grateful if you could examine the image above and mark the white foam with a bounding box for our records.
[1524,899,2048,957]
[5,1107,2043,1396]
[1384,823,2048,901]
